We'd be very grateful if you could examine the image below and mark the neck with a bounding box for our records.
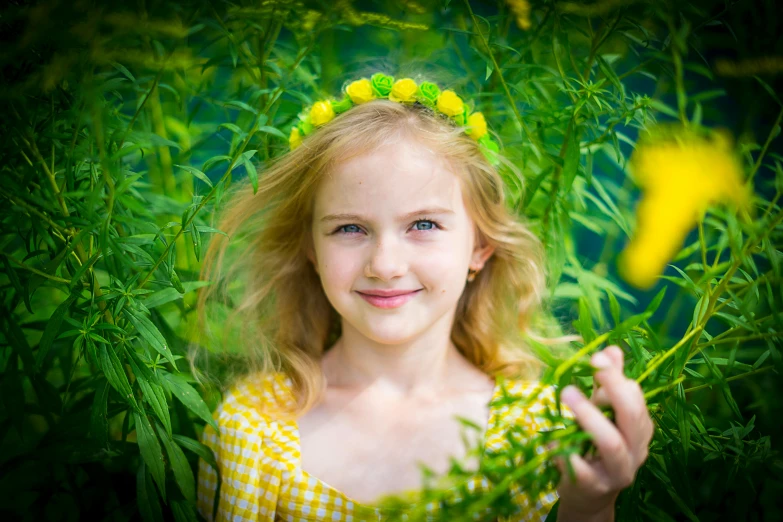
[322,314,468,399]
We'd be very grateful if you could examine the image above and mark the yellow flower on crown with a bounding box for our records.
[345,79,375,104]
[310,101,335,126]
[289,127,302,149]
[437,90,464,118]
[286,72,502,166]
[467,112,487,140]
[389,78,419,103]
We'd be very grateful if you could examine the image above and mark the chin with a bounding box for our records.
[353,319,426,344]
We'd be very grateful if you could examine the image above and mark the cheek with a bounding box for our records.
[317,244,362,286]
[416,244,471,284]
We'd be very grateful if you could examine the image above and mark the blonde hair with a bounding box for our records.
[192,98,556,416]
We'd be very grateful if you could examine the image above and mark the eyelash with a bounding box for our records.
[333,219,442,236]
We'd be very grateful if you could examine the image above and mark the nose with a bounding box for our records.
[364,233,408,281]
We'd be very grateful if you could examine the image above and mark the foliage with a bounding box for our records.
[0,0,781,521]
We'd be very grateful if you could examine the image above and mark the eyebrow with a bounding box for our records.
[319,207,456,223]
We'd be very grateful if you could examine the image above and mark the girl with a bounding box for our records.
[193,72,654,522]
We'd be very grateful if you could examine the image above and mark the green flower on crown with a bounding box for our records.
[288,72,500,166]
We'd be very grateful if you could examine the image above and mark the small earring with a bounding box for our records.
[467,268,479,282]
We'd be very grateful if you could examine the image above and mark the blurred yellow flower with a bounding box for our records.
[618,127,751,290]
[346,79,374,104]
[389,78,419,103]
[506,0,532,30]
[467,112,487,140]
[437,90,464,118]
[289,127,302,150]
[310,101,335,126]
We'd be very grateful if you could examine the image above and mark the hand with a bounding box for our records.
[553,345,654,521]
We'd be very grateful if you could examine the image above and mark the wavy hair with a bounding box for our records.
[191,96,561,417]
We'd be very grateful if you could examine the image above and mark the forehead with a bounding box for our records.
[314,139,466,214]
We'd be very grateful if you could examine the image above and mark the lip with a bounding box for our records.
[357,289,422,297]
[356,289,422,309]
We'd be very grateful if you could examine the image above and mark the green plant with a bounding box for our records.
[0,0,780,520]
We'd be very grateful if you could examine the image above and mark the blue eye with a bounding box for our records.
[413,220,437,231]
[333,219,442,236]
[337,224,362,235]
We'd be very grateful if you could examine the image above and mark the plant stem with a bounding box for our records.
[683,365,774,394]
[636,326,703,384]
[747,106,783,185]
[137,38,317,290]
[696,331,782,349]
[462,0,544,156]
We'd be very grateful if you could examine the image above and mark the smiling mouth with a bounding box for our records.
[356,289,422,309]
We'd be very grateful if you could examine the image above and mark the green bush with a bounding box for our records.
[0,0,781,520]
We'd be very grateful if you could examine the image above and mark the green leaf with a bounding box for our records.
[562,127,580,193]
[175,165,213,188]
[754,75,782,107]
[692,294,709,330]
[171,498,198,522]
[123,308,176,367]
[607,290,621,326]
[676,383,690,462]
[703,351,743,421]
[224,100,258,114]
[191,224,202,262]
[35,291,78,370]
[202,155,232,172]
[128,352,172,438]
[170,269,186,294]
[2,256,31,314]
[137,462,164,522]
[162,372,218,432]
[649,98,679,118]
[255,126,287,140]
[243,152,258,194]
[597,55,624,94]
[90,379,110,448]
[173,434,219,471]
[217,122,246,136]
[97,342,138,410]
[134,411,167,499]
[155,422,196,503]
[144,281,212,309]
[2,313,37,376]
[110,61,136,82]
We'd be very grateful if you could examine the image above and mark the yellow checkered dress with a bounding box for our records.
[197,372,573,521]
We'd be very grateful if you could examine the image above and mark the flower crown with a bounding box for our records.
[287,72,501,166]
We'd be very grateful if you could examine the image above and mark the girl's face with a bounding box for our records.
[308,137,494,345]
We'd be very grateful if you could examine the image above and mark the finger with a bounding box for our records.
[604,345,625,370]
[589,348,620,406]
[593,368,651,463]
[591,386,611,406]
[556,452,603,488]
[560,386,633,483]
[590,350,611,398]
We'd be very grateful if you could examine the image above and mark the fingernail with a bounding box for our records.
[591,352,611,369]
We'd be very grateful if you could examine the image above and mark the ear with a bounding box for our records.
[470,229,495,270]
[470,243,495,270]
